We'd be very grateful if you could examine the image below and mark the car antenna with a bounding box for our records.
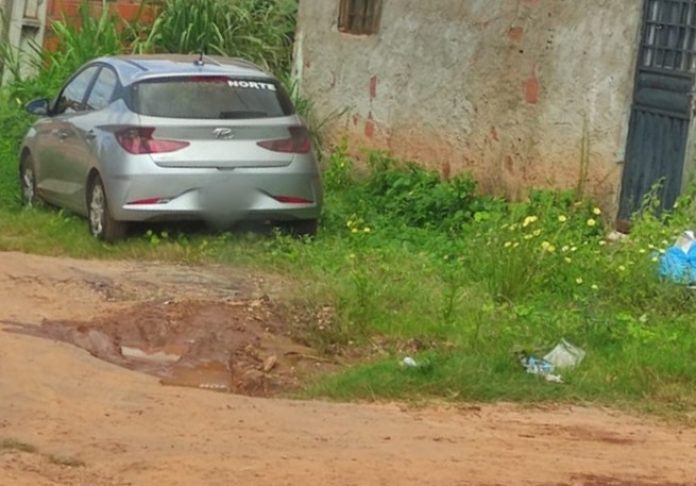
[194,49,205,66]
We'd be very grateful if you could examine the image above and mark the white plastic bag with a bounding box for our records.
[543,339,585,369]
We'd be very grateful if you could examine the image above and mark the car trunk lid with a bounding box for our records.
[127,75,307,169]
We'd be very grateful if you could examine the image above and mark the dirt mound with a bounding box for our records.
[8,298,333,396]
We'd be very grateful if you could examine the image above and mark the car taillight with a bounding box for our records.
[115,127,190,154]
[273,195,313,204]
[127,197,165,205]
[257,127,311,154]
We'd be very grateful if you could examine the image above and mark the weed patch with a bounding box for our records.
[0,1,695,416]
[0,439,37,454]
[46,454,86,468]
[1,134,696,414]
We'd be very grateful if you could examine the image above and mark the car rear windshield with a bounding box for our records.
[130,77,294,119]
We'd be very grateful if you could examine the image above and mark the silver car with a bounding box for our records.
[19,54,323,241]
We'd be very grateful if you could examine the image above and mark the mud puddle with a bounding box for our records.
[5,299,336,396]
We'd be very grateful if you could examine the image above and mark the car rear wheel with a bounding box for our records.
[19,156,39,208]
[277,219,318,237]
[87,175,128,242]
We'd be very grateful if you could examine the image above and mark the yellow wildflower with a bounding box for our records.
[587,218,597,227]
[561,245,570,253]
[523,216,538,227]
[593,207,602,215]
[533,229,542,237]
[651,256,659,263]
[504,241,512,248]
[618,265,626,271]
[576,277,584,285]
[599,240,606,246]
[591,284,599,290]
[351,228,359,234]
[363,227,371,233]
[524,234,533,240]
[558,215,567,223]
[639,249,646,254]
[564,257,572,263]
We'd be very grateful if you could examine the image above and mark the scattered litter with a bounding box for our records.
[676,230,695,252]
[520,356,564,383]
[519,339,585,384]
[400,356,433,373]
[606,231,628,243]
[659,230,696,284]
[543,339,585,369]
[521,356,553,375]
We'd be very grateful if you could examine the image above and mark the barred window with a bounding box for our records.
[338,0,382,35]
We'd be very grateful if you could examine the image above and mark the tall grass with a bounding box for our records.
[146,0,297,76]
[0,1,147,102]
[0,0,299,100]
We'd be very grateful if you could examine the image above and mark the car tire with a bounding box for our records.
[278,219,319,237]
[19,155,40,208]
[87,175,128,242]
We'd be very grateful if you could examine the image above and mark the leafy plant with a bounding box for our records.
[146,0,297,76]
[0,0,155,103]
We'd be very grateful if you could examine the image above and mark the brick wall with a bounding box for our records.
[45,0,158,50]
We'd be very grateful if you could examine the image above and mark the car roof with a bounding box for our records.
[94,54,273,85]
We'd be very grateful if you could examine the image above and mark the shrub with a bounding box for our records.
[1,1,139,102]
[147,0,297,76]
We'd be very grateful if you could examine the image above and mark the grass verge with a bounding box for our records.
[1,146,696,417]
[0,2,695,416]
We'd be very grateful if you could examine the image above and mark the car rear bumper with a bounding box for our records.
[102,155,323,223]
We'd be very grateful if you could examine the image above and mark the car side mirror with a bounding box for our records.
[25,98,50,116]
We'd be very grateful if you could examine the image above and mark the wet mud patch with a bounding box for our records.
[5,299,336,396]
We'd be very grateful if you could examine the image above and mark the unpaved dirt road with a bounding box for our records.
[1,251,695,486]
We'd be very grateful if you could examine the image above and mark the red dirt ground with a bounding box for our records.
[1,251,695,485]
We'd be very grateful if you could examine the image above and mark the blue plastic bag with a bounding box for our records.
[659,246,696,284]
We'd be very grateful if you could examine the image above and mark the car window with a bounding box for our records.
[131,77,294,119]
[54,66,100,116]
[86,68,118,111]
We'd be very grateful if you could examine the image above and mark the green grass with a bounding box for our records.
[1,188,695,416]
[2,139,696,416]
[1,2,695,418]
[47,454,85,468]
[1,438,37,454]
[0,438,85,467]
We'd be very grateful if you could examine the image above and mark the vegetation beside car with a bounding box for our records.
[0,0,695,417]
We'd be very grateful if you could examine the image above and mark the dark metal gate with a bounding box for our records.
[619,0,696,221]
